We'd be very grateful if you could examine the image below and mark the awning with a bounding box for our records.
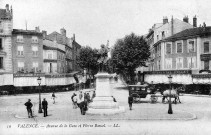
[192,74,211,84]
[145,74,193,84]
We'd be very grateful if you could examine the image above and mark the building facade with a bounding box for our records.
[72,34,81,71]
[43,36,66,74]
[0,4,13,86]
[12,28,43,73]
[146,16,194,71]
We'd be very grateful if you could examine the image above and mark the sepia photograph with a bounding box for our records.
[0,0,211,134]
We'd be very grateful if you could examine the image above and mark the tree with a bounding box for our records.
[111,33,150,85]
[77,46,98,76]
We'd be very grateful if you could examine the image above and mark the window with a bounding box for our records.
[162,31,165,39]
[204,60,209,70]
[176,42,183,53]
[204,42,209,53]
[165,58,172,69]
[166,43,172,54]
[176,57,183,69]
[17,46,24,56]
[32,46,38,56]
[157,60,161,70]
[187,57,196,69]
[32,36,38,43]
[0,38,2,50]
[47,51,53,59]
[33,62,38,72]
[0,21,3,33]
[18,62,24,71]
[157,35,159,41]
[188,40,195,52]
[0,57,3,69]
[17,35,23,43]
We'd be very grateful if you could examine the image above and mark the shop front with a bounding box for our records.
[144,70,192,84]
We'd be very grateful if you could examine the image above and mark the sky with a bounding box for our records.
[1,0,211,49]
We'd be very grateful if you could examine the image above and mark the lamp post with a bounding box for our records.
[84,68,87,89]
[168,74,173,114]
[37,76,42,113]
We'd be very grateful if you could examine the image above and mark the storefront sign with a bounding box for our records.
[14,73,45,77]
[144,70,191,75]
[200,54,211,61]
[192,74,211,78]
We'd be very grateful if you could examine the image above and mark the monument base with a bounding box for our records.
[86,72,125,115]
[86,106,125,115]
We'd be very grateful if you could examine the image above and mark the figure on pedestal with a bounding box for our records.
[97,43,109,72]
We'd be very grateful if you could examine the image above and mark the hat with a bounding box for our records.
[28,99,31,101]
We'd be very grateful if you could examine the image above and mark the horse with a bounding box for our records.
[162,89,181,104]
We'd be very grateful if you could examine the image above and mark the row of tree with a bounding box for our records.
[77,33,150,85]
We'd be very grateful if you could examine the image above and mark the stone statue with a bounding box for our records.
[97,44,109,72]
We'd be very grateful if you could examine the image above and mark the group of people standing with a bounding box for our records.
[71,90,96,115]
[24,98,49,118]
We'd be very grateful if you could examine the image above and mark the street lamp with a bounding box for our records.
[168,74,173,114]
[37,76,42,113]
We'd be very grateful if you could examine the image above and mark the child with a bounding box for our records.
[52,92,56,104]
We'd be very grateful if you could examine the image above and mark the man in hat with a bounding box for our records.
[42,98,48,117]
[24,99,33,118]
[128,94,133,110]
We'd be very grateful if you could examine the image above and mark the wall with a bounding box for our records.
[12,34,43,73]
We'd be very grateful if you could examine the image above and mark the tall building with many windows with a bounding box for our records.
[0,4,13,86]
[12,28,43,73]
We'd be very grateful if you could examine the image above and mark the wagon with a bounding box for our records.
[128,84,162,103]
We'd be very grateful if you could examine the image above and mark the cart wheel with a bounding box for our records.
[150,95,158,103]
[132,93,140,103]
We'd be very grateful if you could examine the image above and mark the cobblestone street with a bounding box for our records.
[1,81,211,134]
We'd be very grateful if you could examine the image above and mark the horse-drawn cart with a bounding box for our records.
[128,84,160,103]
[128,85,181,103]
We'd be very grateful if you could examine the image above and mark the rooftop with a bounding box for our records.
[164,26,211,42]
[12,29,42,36]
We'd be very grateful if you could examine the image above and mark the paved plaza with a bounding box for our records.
[1,81,211,135]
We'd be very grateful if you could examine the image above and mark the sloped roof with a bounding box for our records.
[12,29,42,36]
[164,26,211,42]
[47,32,68,45]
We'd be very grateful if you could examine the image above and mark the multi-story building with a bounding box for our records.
[46,28,75,73]
[0,5,13,86]
[72,34,81,71]
[42,30,66,74]
[146,16,194,71]
[12,28,43,73]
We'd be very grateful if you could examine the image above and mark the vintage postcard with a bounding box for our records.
[0,0,211,135]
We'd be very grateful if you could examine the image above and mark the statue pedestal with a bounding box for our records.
[86,72,125,115]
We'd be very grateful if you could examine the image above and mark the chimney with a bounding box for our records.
[73,34,75,41]
[5,4,9,12]
[193,15,197,27]
[35,26,40,32]
[42,30,47,39]
[183,16,189,23]
[163,16,168,24]
[60,28,66,37]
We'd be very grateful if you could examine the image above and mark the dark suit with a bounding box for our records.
[24,101,33,118]
[42,100,48,117]
[128,96,133,110]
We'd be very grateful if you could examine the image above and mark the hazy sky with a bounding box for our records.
[1,0,211,48]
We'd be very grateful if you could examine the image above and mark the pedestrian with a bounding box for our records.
[91,91,96,101]
[86,93,91,103]
[79,100,87,115]
[42,98,48,117]
[79,91,83,100]
[24,99,33,118]
[71,93,77,109]
[51,92,56,104]
[112,96,117,102]
[128,94,133,110]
